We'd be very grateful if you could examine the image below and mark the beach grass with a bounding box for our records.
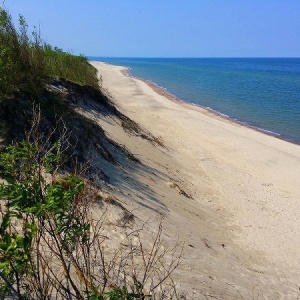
[0,8,98,100]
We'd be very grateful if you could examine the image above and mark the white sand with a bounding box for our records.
[88,61,300,298]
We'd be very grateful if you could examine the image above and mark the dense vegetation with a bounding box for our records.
[0,8,181,299]
[0,137,180,299]
[0,8,98,100]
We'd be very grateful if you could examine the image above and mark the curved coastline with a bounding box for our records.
[119,65,299,145]
[90,60,300,297]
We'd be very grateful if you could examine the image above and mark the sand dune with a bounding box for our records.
[89,61,300,299]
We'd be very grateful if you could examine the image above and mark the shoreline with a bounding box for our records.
[102,60,300,145]
[123,66,299,145]
[90,60,300,297]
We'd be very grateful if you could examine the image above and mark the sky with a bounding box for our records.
[3,0,300,57]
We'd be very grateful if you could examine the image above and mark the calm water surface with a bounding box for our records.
[90,57,300,144]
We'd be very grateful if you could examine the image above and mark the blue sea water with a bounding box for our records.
[90,57,300,144]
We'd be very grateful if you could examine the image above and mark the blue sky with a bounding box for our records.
[4,0,300,57]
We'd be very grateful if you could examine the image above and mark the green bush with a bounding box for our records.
[0,10,44,97]
[0,134,181,299]
[43,45,99,88]
[0,140,88,298]
[0,8,98,100]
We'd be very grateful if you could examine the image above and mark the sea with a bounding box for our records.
[90,57,300,144]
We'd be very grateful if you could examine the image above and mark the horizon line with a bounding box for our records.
[88,56,300,59]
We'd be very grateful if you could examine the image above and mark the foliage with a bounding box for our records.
[0,7,181,299]
[0,139,87,298]
[0,8,98,99]
[0,9,44,97]
[43,44,98,88]
[0,129,182,299]
[103,284,152,300]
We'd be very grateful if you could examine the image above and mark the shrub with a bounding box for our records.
[0,120,182,299]
[43,45,99,88]
[0,8,98,100]
[0,10,44,97]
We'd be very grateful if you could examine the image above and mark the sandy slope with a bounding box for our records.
[89,61,300,299]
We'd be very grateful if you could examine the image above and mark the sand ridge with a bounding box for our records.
[89,61,300,298]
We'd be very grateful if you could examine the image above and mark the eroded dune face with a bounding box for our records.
[89,61,300,299]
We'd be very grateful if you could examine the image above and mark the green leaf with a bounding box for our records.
[0,242,8,250]
[0,262,9,269]
[1,212,11,230]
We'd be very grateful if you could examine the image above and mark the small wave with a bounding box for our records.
[204,106,230,118]
[100,58,300,145]
[192,104,284,139]
[255,128,281,136]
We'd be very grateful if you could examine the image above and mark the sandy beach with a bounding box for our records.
[88,61,300,298]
